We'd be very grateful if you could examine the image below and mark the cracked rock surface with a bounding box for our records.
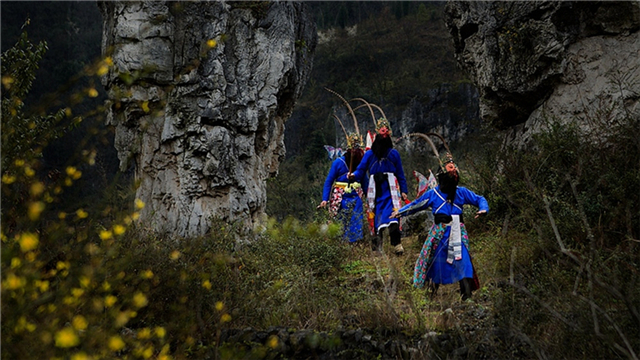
[444,1,640,144]
[99,1,316,237]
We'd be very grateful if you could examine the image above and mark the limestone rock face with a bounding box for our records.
[99,1,316,237]
[444,1,640,143]
[395,83,480,146]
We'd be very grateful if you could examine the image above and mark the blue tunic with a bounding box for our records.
[398,186,489,285]
[352,148,408,232]
[322,156,367,242]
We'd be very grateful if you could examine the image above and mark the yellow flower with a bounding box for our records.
[102,281,112,291]
[76,209,88,219]
[28,201,45,221]
[131,212,140,221]
[135,198,145,210]
[55,328,80,348]
[70,352,90,360]
[99,230,113,241]
[207,39,217,48]
[87,88,99,98]
[113,224,126,236]
[155,327,166,338]
[35,280,50,292]
[79,276,90,288]
[114,312,130,327]
[56,261,69,270]
[221,313,231,323]
[108,335,125,351]
[169,250,181,260]
[72,315,88,330]
[24,167,35,177]
[2,174,16,184]
[104,295,117,308]
[19,232,39,252]
[15,316,37,333]
[14,159,25,167]
[141,346,154,359]
[104,56,113,66]
[141,269,154,279]
[66,166,82,180]
[72,288,85,298]
[11,257,21,269]
[215,301,224,311]
[133,292,148,308]
[267,335,279,349]
[141,101,150,113]
[97,65,109,76]
[2,75,14,88]
[137,327,151,339]
[202,280,212,290]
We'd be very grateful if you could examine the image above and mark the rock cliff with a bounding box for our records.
[99,1,316,237]
[444,1,640,144]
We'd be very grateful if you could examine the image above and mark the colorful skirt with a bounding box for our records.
[330,186,365,243]
[413,222,473,288]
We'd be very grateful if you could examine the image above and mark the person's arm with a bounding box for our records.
[319,160,341,207]
[391,190,432,218]
[350,150,372,182]
[459,187,489,218]
[389,149,409,200]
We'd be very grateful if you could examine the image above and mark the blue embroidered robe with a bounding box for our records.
[398,186,489,285]
[322,156,367,242]
[352,148,408,232]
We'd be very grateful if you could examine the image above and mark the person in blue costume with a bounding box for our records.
[391,153,488,300]
[350,119,409,255]
[318,134,367,243]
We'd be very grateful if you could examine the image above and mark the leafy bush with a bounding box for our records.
[471,113,640,358]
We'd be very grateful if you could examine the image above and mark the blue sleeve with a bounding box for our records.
[398,190,432,216]
[322,159,341,201]
[389,149,409,194]
[352,150,372,183]
[459,187,489,212]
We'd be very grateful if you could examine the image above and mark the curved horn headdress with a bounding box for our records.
[399,132,452,170]
[331,113,348,139]
[325,87,360,137]
[352,100,388,130]
[350,98,377,129]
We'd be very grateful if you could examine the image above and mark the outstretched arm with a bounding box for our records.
[390,191,432,218]
[459,187,489,218]
[319,160,341,208]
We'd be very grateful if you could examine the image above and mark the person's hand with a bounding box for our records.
[401,193,408,201]
[475,210,487,219]
[347,172,355,180]
[317,201,327,209]
[390,210,400,218]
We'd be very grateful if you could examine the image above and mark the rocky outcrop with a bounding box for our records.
[99,1,316,237]
[396,83,480,146]
[444,1,640,143]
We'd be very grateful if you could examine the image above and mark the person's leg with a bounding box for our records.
[428,281,439,299]
[459,277,472,300]
[371,227,381,252]
[389,222,403,255]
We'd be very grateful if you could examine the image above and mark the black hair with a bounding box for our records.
[371,134,393,159]
[437,170,459,202]
[345,148,364,172]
